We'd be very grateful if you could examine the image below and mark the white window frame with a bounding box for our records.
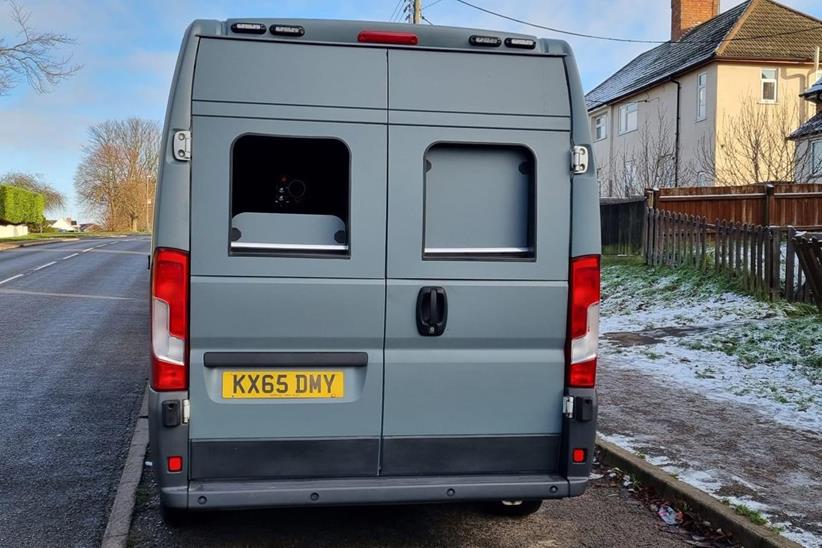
[760,68,778,104]
[618,102,638,135]
[593,113,608,141]
[696,72,707,121]
[812,140,822,175]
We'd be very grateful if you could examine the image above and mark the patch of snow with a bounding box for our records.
[601,340,822,433]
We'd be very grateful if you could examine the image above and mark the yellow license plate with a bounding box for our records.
[222,371,345,399]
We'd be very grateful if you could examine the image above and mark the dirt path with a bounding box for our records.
[598,356,822,547]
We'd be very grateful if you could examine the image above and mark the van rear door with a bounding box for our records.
[382,50,572,475]
[187,39,388,480]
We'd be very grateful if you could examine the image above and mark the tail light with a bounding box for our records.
[151,248,189,391]
[567,255,600,388]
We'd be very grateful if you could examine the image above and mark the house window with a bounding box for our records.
[618,102,638,134]
[813,141,822,175]
[761,69,778,103]
[696,72,707,121]
[593,114,608,141]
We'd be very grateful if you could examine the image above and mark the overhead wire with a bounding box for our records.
[454,0,822,46]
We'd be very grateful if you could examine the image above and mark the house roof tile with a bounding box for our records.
[586,0,822,111]
[788,111,822,140]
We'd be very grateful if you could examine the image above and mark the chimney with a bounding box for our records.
[671,0,720,41]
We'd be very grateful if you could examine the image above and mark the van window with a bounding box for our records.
[230,135,350,255]
[423,144,535,260]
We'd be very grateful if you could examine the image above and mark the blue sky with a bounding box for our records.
[1,0,821,220]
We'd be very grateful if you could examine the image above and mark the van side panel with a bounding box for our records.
[153,21,221,253]
[556,41,601,494]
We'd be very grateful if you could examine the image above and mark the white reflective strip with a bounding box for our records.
[151,297,185,365]
[570,302,599,364]
[231,242,349,252]
[62,253,79,260]
[424,247,531,254]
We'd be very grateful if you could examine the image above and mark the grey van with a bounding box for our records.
[149,18,600,521]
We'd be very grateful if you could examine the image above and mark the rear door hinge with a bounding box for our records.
[562,395,575,418]
[182,399,190,424]
[571,146,588,174]
[172,130,191,162]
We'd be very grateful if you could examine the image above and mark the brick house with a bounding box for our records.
[587,0,822,197]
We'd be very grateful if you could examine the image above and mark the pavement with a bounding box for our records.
[0,237,151,547]
[598,357,822,546]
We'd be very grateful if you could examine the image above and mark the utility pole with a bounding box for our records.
[406,0,421,24]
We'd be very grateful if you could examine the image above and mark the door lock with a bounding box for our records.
[416,287,448,336]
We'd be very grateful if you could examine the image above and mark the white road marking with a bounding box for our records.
[0,288,137,301]
[81,248,93,253]
[0,274,23,286]
[95,244,107,248]
[32,261,57,271]
[62,253,79,260]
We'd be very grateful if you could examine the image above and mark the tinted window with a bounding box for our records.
[231,135,350,256]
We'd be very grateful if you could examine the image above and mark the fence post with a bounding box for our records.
[700,217,707,270]
[785,226,796,301]
[764,183,775,227]
[770,228,782,301]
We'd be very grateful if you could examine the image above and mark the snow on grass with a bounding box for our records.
[601,259,822,432]
[600,258,822,547]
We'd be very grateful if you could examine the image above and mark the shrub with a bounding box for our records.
[0,185,45,224]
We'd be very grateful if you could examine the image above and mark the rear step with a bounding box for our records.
[188,474,569,509]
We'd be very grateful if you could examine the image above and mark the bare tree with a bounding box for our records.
[696,95,813,186]
[0,0,79,94]
[0,171,66,212]
[74,119,160,231]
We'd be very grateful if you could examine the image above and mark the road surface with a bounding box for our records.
[0,237,150,547]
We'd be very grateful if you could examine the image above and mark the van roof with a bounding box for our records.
[189,18,571,56]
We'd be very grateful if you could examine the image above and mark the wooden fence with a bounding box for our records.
[601,197,646,255]
[648,183,822,230]
[643,208,820,308]
[793,233,822,310]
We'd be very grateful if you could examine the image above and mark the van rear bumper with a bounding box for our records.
[163,474,580,510]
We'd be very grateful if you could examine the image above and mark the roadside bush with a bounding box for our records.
[0,185,45,224]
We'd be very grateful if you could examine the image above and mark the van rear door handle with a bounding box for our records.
[416,287,447,336]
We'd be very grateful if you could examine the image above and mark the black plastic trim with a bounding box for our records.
[190,438,379,480]
[203,351,369,368]
[381,435,560,476]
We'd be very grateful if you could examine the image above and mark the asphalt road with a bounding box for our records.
[0,237,151,547]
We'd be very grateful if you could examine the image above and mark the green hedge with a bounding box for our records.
[0,185,45,224]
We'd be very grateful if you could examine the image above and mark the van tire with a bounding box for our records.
[159,503,190,527]
[489,499,543,517]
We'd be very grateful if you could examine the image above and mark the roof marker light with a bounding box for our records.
[505,37,537,49]
[469,35,501,47]
[230,22,267,35]
[270,25,305,37]
[358,30,418,45]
